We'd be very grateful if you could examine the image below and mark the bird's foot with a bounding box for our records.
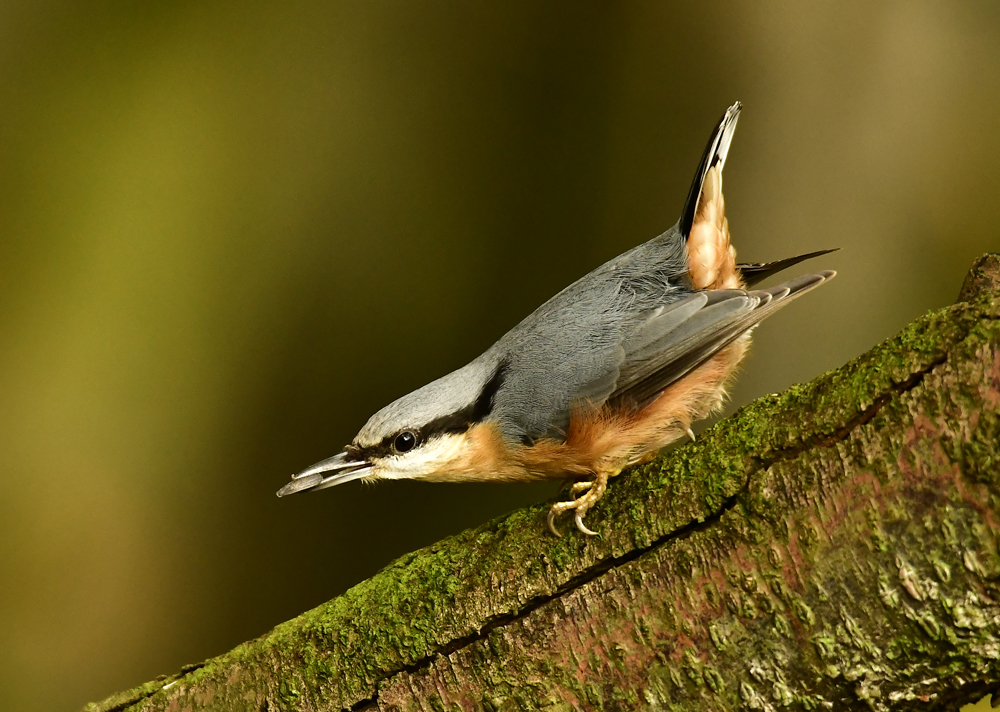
[547,470,612,537]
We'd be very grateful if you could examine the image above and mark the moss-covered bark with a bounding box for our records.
[87,255,1000,712]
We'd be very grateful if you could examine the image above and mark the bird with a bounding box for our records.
[277,101,836,537]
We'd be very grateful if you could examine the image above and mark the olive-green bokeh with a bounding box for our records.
[1,2,998,710]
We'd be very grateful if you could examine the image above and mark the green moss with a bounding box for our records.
[87,286,1000,712]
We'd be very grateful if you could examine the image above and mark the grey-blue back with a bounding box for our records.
[485,225,692,442]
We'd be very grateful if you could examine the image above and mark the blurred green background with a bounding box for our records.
[0,2,997,710]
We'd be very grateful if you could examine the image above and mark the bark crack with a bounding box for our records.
[756,353,949,470]
[345,352,952,711]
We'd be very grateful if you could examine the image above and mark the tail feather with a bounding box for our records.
[679,103,837,292]
[738,249,839,287]
[679,102,741,239]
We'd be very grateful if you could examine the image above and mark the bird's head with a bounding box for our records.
[277,359,507,497]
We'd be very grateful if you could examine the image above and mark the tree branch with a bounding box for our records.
[87,254,1000,712]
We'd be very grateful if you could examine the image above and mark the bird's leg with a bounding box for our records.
[569,480,594,497]
[571,470,609,536]
[548,480,595,536]
[546,468,620,537]
[559,476,589,494]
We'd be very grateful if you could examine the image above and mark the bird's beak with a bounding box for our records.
[276,451,372,497]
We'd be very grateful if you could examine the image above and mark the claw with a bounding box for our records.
[546,470,614,537]
[575,512,598,536]
[686,427,696,442]
[547,508,563,537]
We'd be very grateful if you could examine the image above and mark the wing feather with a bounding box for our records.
[602,271,835,410]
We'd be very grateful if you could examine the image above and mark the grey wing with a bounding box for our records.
[584,271,835,411]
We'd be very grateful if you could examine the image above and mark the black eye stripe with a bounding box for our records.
[472,361,508,421]
[351,359,509,461]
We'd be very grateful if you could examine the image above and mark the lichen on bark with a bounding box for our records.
[86,254,1000,712]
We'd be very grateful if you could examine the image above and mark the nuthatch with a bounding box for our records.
[278,102,836,536]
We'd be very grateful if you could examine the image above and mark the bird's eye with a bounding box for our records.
[393,430,418,453]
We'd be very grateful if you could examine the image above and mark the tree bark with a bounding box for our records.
[87,254,1000,712]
